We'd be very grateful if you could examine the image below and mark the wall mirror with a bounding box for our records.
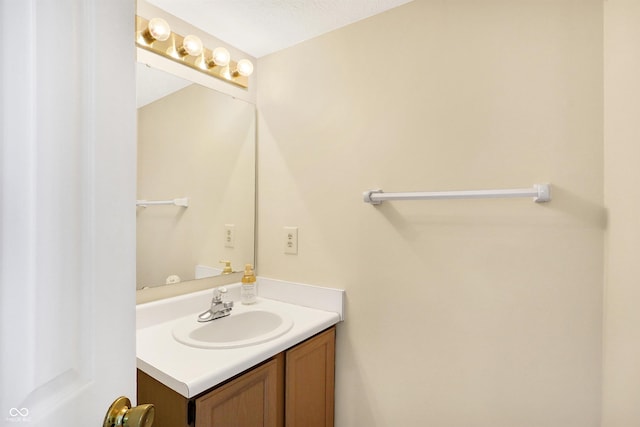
[136,63,255,289]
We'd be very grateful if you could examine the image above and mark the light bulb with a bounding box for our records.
[211,47,231,67]
[180,35,203,57]
[235,59,254,77]
[146,17,171,42]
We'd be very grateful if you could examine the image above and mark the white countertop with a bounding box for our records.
[136,281,343,398]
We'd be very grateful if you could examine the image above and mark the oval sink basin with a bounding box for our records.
[172,309,294,349]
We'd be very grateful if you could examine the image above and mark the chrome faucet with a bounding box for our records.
[197,287,234,322]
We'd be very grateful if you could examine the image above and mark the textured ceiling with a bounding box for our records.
[147,0,414,58]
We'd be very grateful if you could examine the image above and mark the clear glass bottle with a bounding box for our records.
[240,263,257,304]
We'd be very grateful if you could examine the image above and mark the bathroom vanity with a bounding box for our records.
[136,280,344,427]
[138,326,335,427]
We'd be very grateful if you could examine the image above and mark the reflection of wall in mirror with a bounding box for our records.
[136,83,255,288]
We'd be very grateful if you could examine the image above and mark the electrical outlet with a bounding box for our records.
[284,226,298,254]
[224,224,235,248]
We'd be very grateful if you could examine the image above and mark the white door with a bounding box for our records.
[1,0,138,425]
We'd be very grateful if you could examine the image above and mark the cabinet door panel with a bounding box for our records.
[196,355,283,427]
[286,327,336,427]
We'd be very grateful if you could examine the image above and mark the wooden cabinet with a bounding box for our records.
[285,327,335,427]
[138,326,335,427]
[137,370,189,427]
[195,354,284,427]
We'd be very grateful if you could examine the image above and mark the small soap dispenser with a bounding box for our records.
[241,264,257,304]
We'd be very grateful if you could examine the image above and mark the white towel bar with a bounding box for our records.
[136,197,189,208]
[363,184,551,205]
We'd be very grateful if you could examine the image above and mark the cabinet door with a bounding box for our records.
[285,327,336,427]
[195,354,284,427]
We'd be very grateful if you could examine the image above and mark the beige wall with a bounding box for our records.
[137,84,255,287]
[257,1,604,426]
[603,0,640,425]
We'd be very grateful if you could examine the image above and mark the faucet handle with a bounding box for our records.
[211,286,227,302]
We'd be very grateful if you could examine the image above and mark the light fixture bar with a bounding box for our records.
[135,16,251,89]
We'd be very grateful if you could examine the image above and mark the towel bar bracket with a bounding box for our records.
[533,183,551,203]
[363,189,383,205]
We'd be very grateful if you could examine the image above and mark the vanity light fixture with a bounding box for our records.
[209,47,231,67]
[178,34,204,57]
[143,17,171,43]
[135,15,253,89]
[234,59,254,77]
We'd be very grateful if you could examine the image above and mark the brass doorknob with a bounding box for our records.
[103,396,155,427]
